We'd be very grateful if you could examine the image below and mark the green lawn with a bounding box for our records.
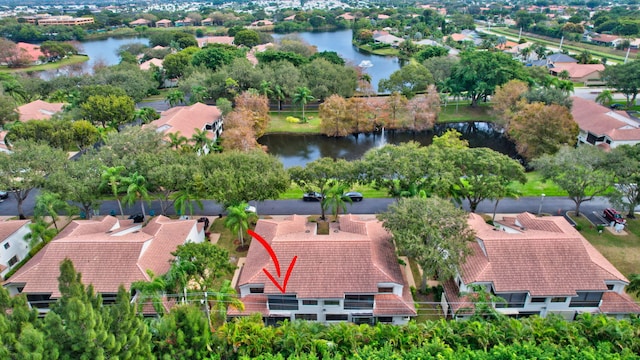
[439,103,494,122]
[267,111,322,133]
[508,172,567,197]
[139,88,173,103]
[0,55,89,73]
[570,215,640,300]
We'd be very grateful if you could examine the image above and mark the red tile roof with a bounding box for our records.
[17,100,64,122]
[599,292,640,314]
[139,58,163,70]
[16,42,44,62]
[551,63,604,79]
[4,216,201,298]
[462,213,628,297]
[148,103,221,141]
[197,36,235,47]
[236,215,414,315]
[572,97,640,142]
[0,220,30,241]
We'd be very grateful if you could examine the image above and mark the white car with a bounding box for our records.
[244,205,257,213]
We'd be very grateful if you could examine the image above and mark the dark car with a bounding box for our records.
[610,103,624,110]
[128,214,145,223]
[0,190,8,200]
[344,191,363,202]
[603,208,626,225]
[303,192,323,201]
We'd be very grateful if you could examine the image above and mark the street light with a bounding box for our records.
[537,194,546,216]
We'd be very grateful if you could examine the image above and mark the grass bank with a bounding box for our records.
[354,43,400,57]
[0,55,89,73]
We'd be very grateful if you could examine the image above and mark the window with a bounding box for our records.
[101,293,118,304]
[249,287,264,294]
[353,317,373,325]
[324,300,339,306]
[607,284,615,291]
[495,293,526,308]
[295,313,317,320]
[27,293,53,309]
[268,295,298,310]
[531,297,546,303]
[7,255,18,267]
[569,292,602,307]
[344,295,374,310]
[551,297,566,303]
[302,300,318,306]
[378,287,393,293]
[377,317,393,323]
[325,314,348,321]
[3,242,9,249]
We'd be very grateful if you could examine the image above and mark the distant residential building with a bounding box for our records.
[148,103,223,154]
[129,18,151,27]
[443,213,640,320]
[230,215,417,325]
[0,220,31,279]
[197,36,235,48]
[175,17,193,27]
[139,58,163,71]
[549,63,604,84]
[572,97,640,150]
[373,30,404,47]
[24,15,94,26]
[17,100,64,122]
[155,19,172,28]
[590,34,622,47]
[336,12,355,21]
[201,18,213,26]
[249,19,274,27]
[3,216,205,313]
[283,14,296,21]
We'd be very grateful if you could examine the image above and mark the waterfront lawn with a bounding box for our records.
[439,102,494,122]
[0,55,89,73]
[268,111,322,133]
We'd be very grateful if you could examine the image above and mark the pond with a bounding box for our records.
[271,29,401,92]
[258,122,519,168]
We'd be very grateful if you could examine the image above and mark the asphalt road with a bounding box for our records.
[0,189,616,222]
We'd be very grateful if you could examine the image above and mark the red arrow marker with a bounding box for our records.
[248,229,297,294]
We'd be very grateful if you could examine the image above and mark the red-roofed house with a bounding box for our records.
[0,220,31,278]
[129,18,151,27]
[155,19,172,28]
[16,100,64,122]
[443,213,640,320]
[15,42,45,65]
[337,13,355,21]
[249,19,273,27]
[201,18,213,26]
[3,215,205,312]
[148,103,223,154]
[572,97,640,150]
[590,34,622,47]
[139,58,163,71]
[230,215,416,325]
[549,63,604,84]
[197,36,235,48]
[175,17,193,27]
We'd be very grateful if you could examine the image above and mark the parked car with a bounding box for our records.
[303,192,323,201]
[344,191,363,202]
[610,103,624,110]
[0,190,8,200]
[244,205,257,213]
[603,208,626,225]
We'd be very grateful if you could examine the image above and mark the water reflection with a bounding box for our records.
[258,122,518,168]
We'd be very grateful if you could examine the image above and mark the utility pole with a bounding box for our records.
[559,36,564,51]
[625,46,631,64]
[518,27,522,42]
[202,292,212,329]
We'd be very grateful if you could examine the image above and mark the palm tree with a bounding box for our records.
[259,80,273,98]
[519,46,532,63]
[131,270,167,316]
[172,188,204,216]
[627,274,640,298]
[273,84,285,112]
[533,43,547,60]
[167,131,189,151]
[322,183,352,221]
[164,261,197,304]
[558,70,571,80]
[224,202,258,248]
[165,90,185,108]
[293,86,314,123]
[558,79,574,94]
[23,218,58,248]
[33,192,74,230]
[595,90,614,106]
[190,128,211,154]
[100,166,126,217]
[190,85,208,104]
[134,107,159,124]
[122,171,151,217]
[213,279,244,324]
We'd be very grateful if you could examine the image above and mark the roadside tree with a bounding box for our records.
[379,197,474,291]
[319,94,351,137]
[46,155,103,219]
[81,94,135,129]
[602,60,640,108]
[532,145,614,217]
[604,144,640,218]
[0,140,67,219]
